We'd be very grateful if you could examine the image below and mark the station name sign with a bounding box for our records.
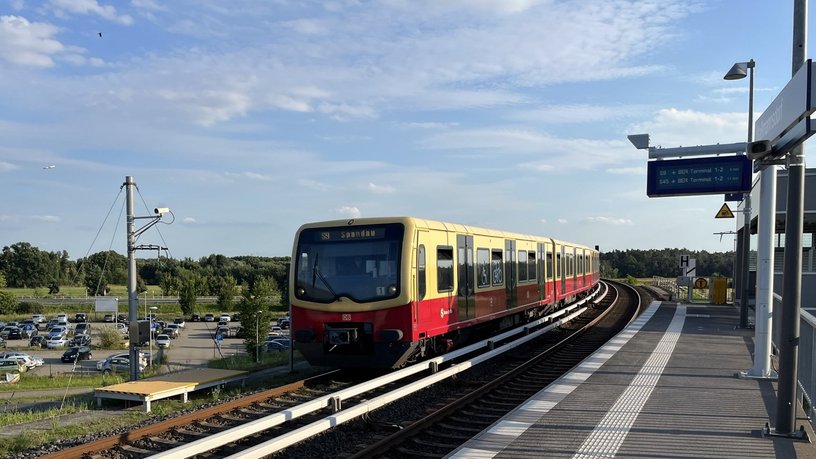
[646,155,752,198]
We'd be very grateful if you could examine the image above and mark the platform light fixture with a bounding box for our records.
[723,59,754,330]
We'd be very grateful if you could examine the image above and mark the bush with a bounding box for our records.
[16,301,44,314]
[98,326,126,348]
[624,275,639,286]
[0,291,16,315]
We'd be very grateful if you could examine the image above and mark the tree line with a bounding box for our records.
[599,248,735,279]
[0,241,736,296]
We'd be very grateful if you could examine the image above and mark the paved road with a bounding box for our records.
[2,320,257,376]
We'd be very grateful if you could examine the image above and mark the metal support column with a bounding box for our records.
[775,0,807,437]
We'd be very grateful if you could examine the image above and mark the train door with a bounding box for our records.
[572,247,577,290]
[581,249,587,287]
[546,240,555,303]
[537,243,545,302]
[559,245,566,295]
[415,230,429,325]
[457,234,474,320]
[505,240,516,309]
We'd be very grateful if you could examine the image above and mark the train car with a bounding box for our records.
[290,217,599,368]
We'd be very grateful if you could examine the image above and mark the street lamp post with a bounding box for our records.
[724,59,755,329]
[726,60,776,381]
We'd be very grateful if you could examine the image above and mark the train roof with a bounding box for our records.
[296,216,597,252]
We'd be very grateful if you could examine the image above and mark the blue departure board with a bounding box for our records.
[646,155,752,198]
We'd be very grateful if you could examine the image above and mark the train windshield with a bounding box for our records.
[294,223,404,303]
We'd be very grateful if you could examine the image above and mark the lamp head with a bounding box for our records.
[724,62,748,80]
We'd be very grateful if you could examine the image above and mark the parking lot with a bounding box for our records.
[2,320,252,376]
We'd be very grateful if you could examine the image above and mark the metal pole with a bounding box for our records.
[749,61,777,379]
[256,312,260,363]
[740,193,751,328]
[776,0,807,436]
[125,176,139,381]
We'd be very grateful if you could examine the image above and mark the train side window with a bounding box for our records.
[418,245,426,300]
[527,251,536,280]
[491,249,503,286]
[556,253,561,277]
[518,250,528,282]
[437,246,454,292]
[546,249,553,280]
[476,248,490,288]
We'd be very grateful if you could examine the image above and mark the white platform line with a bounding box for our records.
[446,301,664,459]
[571,305,686,459]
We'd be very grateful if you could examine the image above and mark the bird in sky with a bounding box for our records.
[98,32,102,38]
[43,165,55,169]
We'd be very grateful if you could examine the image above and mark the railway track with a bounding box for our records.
[32,281,635,459]
[348,280,640,458]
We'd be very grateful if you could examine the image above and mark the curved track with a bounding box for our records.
[35,281,639,459]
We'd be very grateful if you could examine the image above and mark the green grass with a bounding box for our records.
[4,285,165,298]
[0,364,317,456]
[0,373,127,392]
[208,349,304,371]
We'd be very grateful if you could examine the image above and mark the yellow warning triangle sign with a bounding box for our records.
[716,203,735,218]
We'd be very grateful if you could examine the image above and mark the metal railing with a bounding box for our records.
[772,293,816,424]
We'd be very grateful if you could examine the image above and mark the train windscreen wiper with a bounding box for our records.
[312,253,338,300]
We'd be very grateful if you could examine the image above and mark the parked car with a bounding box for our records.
[74,322,91,336]
[0,326,18,339]
[69,334,91,347]
[173,318,186,329]
[75,313,87,322]
[162,326,179,339]
[55,313,70,323]
[155,334,171,348]
[1,353,38,370]
[29,336,46,348]
[278,319,290,330]
[61,346,92,363]
[214,325,231,338]
[117,314,128,322]
[277,316,290,327]
[0,358,24,374]
[21,325,37,339]
[219,314,231,323]
[191,313,201,322]
[231,313,241,322]
[268,326,285,337]
[1,327,22,340]
[48,326,68,339]
[46,336,70,349]
[31,314,46,325]
[46,318,60,330]
[99,356,146,374]
[97,352,148,371]
[204,313,215,322]
[103,314,114,322]
[0,336,6,348]
[2,352,44,367]
[265,341,288,352]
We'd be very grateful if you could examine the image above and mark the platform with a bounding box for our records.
[448,301,816,458]
[95,368,247,412]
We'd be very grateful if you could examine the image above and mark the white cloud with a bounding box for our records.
[557,218,568,224]
[607,167,646,175]
[0,161,19,172]
[0,15,64,67]
[628,108,745,147]
[540,218,547,224]
[49,0,133,25]
[368,182,395,194]
[510,104,646,124]
[32,215,60,222]
[336,206,362,218]
[182,217,196,224]
[585,216,633,225]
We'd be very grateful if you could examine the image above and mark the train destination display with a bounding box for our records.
[646,155,752,198]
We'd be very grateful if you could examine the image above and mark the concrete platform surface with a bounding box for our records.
[448,301,816,458]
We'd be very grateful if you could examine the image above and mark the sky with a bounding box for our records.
[0,0,811,260]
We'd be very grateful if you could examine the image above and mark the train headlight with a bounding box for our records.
[388,285,397,295]
[296,287,305,296]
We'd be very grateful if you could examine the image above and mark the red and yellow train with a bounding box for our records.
[290,217,600,368]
